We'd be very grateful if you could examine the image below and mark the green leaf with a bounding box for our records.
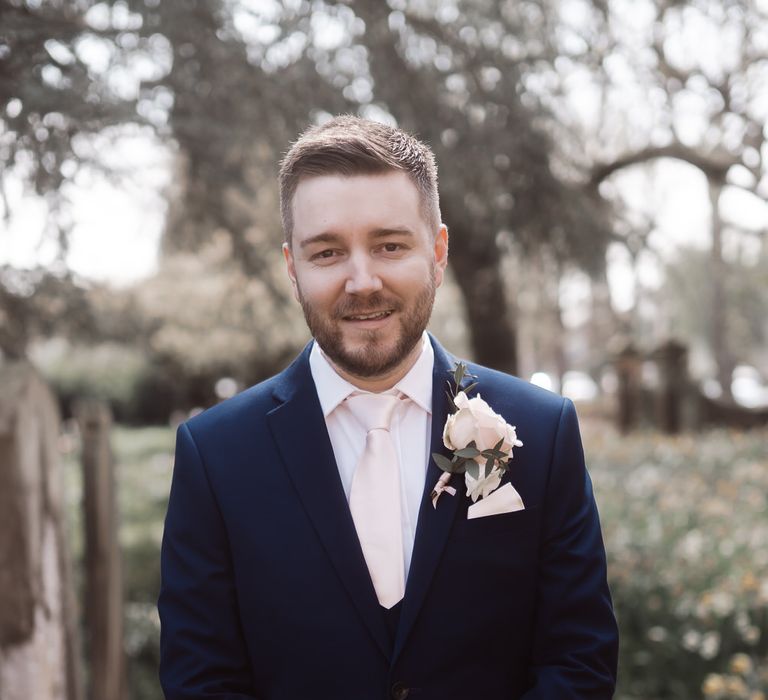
[462,381,478,396]
[455,445,480,458]
[452,458,469,474]
[493,438,505,451]
[445,391,457,412]
[485,454,495,476]
[455,448,480,459]
[432,453,455,473]
[466,461,479,480]
[454,362,466,386]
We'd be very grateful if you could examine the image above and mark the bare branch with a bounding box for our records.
[590,143,735,186]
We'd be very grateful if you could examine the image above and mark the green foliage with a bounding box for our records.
[132,236,308,382]
[33,338,186,424]
[0,266,97,359]
[0,0,140,196]
[585,421,768,698]
[35,338,149,404]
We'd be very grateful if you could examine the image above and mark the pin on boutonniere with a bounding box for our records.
[430,362,523,508]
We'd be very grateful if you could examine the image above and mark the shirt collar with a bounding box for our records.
[309,332,434,417]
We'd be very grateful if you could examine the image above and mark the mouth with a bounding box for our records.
[342,310,394,321]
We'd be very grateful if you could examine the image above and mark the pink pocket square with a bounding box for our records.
[467,483,525,520]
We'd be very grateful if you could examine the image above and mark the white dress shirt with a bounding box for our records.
[309,333,434,579]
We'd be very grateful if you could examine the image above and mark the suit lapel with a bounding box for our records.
[266,344,391,660]
[393,337,463,662]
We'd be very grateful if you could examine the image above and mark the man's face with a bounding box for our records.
[283,170,448,381]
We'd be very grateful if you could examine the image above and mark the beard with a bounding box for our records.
[297,276,436,379]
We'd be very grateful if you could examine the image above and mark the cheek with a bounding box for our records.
[387,259,435,289]
[295,271,342,309]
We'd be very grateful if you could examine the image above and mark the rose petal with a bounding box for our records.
[464,466,502,503]
[446,409,476,451]
[475,424,504,451]
[443,413,457,450]
[453,391,470,409]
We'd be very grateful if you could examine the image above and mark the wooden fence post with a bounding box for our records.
[74,399,126,700]
[0,363,83,700]
[613,342,642,433]
[652,340,688,434]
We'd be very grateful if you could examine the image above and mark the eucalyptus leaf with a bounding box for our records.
[463,381,478,396]
[432,453,455,473]
[466,461,479,480]
[453,458,469,474]
[455,446,480,458]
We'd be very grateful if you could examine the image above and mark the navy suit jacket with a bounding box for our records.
[159,336,618,699]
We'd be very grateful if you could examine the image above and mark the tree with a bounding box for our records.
[115,0,615,375]
[573,0,768,396]
[0,0,142,359]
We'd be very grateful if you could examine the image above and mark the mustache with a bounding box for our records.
[333,294,402,318]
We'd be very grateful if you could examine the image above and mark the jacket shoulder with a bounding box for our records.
[182,371,287,447]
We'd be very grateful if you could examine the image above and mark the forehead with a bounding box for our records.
[290,170,426,244]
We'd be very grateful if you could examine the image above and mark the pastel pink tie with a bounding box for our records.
[346,392,405,609]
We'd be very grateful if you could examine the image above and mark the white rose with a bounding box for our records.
[464,465,503,502]
[443,391,523,456]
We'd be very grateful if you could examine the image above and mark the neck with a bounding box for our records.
[325,341,423,393]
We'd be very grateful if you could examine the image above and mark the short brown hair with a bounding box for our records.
[279,115,441,244]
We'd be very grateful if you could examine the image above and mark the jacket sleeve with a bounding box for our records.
[158,422,261,699]
[521,399,619,699]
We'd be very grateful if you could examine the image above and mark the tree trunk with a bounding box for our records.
[0,363,83,700]
[448,236,518,374]
[708,179,734,400]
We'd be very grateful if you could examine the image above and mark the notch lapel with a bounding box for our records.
[266,345,391,660]
[393,337,463,662]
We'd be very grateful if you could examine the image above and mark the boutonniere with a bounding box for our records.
[430,362,523,508]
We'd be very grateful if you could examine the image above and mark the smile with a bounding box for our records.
[344,311,393,321]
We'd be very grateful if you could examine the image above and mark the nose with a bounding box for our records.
[344,253,383,295]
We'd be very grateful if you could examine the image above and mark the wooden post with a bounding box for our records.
[74,399,126,700]
[0,363,83,700]
[652,340,688,434]
[613,342,642,433]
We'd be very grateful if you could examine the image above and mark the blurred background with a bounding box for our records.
[1,0,767,698]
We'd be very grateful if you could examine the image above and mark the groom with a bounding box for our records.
[158,116,618,699]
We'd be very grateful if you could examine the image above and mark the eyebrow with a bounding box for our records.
[298,226,416,249]
[299,232,340,249]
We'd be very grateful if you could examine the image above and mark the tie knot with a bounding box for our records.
[345,392,402,433]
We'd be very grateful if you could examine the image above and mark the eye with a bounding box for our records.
[380,242,406,254]
[310,249,338,261]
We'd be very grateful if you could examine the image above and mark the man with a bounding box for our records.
[158,116,618,699]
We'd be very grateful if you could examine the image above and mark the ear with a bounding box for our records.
[282,242,301,303]
[433,224,449,288]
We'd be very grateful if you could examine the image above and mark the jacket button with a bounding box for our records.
[391,682,410,700]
